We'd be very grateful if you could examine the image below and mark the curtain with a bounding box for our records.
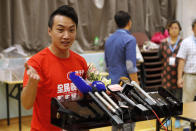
[0,0,177,53]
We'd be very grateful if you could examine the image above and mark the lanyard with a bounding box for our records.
[168,36,180,53]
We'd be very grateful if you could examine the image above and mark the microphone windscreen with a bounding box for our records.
[107,84,123,92]
[92,81,106,92]
[69,72,92,94]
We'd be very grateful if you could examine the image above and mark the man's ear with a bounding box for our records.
[129,20,132,28]
[48,27,52,36]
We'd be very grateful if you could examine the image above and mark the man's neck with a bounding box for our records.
[124,26,130,31]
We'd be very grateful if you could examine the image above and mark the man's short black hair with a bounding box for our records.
[114,11,131,28]
[192,19,196,28]
[167,20,182,31]
[48,5,78,29]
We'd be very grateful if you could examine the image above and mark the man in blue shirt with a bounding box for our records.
[105,11,138,131]
[105,11,138,84]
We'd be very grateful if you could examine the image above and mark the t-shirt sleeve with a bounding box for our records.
[125,38,137,74]
[23,69,28,88]
[23,58,41,88]
[177,40,187,60]
[82,58,88,79]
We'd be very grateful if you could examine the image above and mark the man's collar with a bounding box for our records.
[117,29,130,34]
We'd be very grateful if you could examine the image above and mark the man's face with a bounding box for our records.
[193,23,196,36]
[48,15,76,51]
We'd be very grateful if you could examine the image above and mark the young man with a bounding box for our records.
[104,10,138,131]
[105,10,138,85]
[177,19,196,103]
[21,5,88,131]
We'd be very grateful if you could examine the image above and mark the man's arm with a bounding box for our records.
[125,38,139,83]
[21,63,40,109]
[177,58,185,88]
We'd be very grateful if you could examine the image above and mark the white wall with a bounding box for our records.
[176,0,196,38]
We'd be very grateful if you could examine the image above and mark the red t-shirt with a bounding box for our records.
[23,48,88,131]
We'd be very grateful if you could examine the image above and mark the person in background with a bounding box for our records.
[176,19,196,129]
[104,10,138,131]
[159,20,183,128]
[177,19,196,103]
[21,5,88,131]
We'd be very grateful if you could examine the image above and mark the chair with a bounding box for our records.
[141,50,163,89]
[132,32,149,49]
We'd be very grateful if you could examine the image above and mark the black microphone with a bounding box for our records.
[92,81,123,114]
[91,85,120,116]
[69,72,124,126]
[107,84,148,112]
[128,90,153,110]
[130,81,157,105]
[119,78,156,106]
[165,97,178,105]
[107,84,136,107]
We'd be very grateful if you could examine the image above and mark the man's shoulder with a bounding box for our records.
[126,34,136,40]
[28,48,49,63]
[108,31,136,41]
[70,51,87,71]
[182,36,193,43]
[31,48,49,59]
[123,34,136,44]
[106,33,116,40]
[70,50,86,62]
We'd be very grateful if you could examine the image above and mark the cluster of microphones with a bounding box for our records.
[68,72,181,128]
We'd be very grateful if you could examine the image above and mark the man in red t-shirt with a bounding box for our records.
[21,5,88,131]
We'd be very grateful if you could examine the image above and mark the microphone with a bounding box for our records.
[92,81,123,114]
[107,84,148,112]
[69,72,118,115]
[119,78,156,106]
[69,72,92,94]
[69,72,124,125]
[129,81,157,105]
[91,86,120,115]
[165,97,178,105]
[107,84,136,107]
[128,90,152,110]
